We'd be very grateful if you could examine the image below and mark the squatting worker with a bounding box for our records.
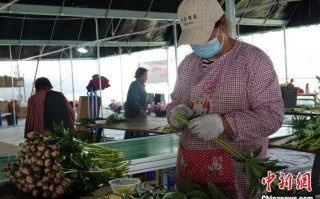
[24,77,75,138]
[124,67,148,139]
[167,0,284,198]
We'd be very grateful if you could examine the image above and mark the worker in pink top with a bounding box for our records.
[167,0,284,198]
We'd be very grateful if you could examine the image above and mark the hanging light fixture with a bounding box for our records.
[77,47,88,53]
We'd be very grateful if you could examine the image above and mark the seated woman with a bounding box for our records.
[24,77,75,138]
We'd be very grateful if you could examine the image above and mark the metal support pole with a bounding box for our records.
[251,33,254,44]
[119,48,124,104]
[31,47,44,96]
[31,59,40,96]
[9,46,16,126]
[23,73,26,103]
[166,47,170,103]
[225,0,237,39]
[16,60,22,103]
[59,59,63,92]
[283,26,288,82]
[173,23,178,70]
[95,18,103,118]
[69,47,76,114]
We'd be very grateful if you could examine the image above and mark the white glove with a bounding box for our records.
[188,114,224,141]
[169,104,194,128]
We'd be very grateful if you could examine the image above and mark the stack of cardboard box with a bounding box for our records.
[0,101,9,113]
[0,76,24,87]
[4,76,12,87]
[0,76,5,87]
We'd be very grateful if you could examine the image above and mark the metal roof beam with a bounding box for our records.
[236,18,287,26]
[236,0,303,15]
[0,3,177,21]
[0,3,288,26]
[0,39,168,47]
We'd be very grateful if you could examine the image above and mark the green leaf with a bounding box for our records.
[207,181,229,199]
[162,192,186,199]
[186,190,210,199]
[207,181,220,199]
[252,146,262,158]
[241,151,253,159]
[185,181,202,192]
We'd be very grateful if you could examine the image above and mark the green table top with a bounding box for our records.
[0,142,19,183]
[98,134,180,161]
[0,134,180,180]
[98,134,180,174]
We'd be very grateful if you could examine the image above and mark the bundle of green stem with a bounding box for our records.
[4,124,129,198]
[285,115,320,151]
[49,124,130,193]
[175,114,287,196]
[64,140,130,191]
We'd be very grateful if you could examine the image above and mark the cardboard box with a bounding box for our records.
[14,77,24,87]
[75,96,101,132]
[0,76,5,87]
[0,101,9,113]
[19,107,27,118]
[4,76,13,87]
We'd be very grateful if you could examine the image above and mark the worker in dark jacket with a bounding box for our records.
[124,67,148,139]
[24,77,75,138]
[124,67,148,118]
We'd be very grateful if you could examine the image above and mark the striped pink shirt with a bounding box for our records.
[24,90,75,137]
[167,41,284,198]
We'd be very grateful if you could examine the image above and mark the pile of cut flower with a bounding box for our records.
[3,124,129,198]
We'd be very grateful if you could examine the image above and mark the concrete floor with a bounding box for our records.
[0,117,125,146]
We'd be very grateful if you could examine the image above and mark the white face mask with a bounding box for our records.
[191,28,225,59]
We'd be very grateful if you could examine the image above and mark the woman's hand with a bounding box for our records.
[188,114,224,141]
[169,104,194,128]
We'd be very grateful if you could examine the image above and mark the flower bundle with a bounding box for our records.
[109,99,123,110]
[151,101,167,112]
[174,114,287,197]
[3,124,129,198]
